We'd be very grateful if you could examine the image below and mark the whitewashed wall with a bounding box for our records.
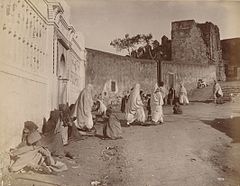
[0,0,85,151]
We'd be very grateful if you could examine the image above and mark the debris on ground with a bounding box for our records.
[217,177,225,181]
[71,165,79,169]
[90,180,101,186]
[101,146,118,161]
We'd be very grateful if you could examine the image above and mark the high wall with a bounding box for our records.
[0,0,86,151]
[86,49,216,104]
[86,48,157,104]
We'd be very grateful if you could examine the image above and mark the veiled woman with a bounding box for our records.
[151,84,164,124]
[213,80,223,103]
[73,84,94,131]
[178,82,189,105]
[125,83,146,126]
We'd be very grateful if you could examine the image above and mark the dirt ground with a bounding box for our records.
[8,98,240,186]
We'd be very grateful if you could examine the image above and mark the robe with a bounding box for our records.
[125,84,146,124]
[73,84,94,130]
[151,84,164,123]
[179,84,189,105]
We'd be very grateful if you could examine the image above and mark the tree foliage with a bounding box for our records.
[110,33,153,56]
[110,33,166,61]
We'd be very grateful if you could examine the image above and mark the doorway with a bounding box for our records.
[168,73,175,88]
[57,54,68,105]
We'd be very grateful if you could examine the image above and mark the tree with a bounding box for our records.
[110,34,141,56]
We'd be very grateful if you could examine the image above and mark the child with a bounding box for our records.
[173,102,183,114]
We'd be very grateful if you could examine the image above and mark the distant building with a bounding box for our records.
[0,0,86,151]
[171,20,225,81]
[221,38,240,80]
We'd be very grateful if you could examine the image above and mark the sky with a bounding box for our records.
[66,0,240,55]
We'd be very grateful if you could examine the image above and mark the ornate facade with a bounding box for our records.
[0,0,86,150]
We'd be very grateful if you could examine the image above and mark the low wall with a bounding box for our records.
[162,61,216,94]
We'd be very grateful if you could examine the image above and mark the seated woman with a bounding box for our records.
[92,99,107,119]
[41,110,66,157]
[173,102,183,114]
[103,106,122,140]
[9,121,67,174]
[60,103,84,142]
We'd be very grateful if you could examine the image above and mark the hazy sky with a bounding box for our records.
[67,0,240,54]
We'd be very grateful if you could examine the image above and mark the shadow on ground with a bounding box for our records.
[201,117,240,143]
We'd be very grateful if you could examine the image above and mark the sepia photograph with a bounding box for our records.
[0,0,240,185]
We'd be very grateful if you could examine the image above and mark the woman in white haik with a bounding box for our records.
[178,82,189,105]
[125,83,146,126]
[213,80,223,103]
[151,84,164,124]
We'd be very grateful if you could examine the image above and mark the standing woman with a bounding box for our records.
[121,94,128,113]
[151,84,164,124]
[213,80,223,104]
[126,83,146,126]
[73,84,94,131]
[178,82,189,105]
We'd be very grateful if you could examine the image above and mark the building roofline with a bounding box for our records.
[172,19,195,24]
[221,37,240,42]
[86,48,127,58]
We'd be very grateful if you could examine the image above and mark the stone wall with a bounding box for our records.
[171,20,209,64]
[162,61,216,94]
[86,49,217,104]
[86,48,157,104]
[0,0,85,151]
[171,20,225,81]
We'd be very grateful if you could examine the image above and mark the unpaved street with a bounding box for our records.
[12,101,240,186]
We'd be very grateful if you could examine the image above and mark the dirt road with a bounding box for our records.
[11,101,240,186]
